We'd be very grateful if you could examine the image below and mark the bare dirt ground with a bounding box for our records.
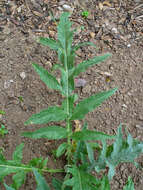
[0,0,143,189]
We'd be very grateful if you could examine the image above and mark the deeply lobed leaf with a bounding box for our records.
[64,165,99,190]
[95,125,143,180]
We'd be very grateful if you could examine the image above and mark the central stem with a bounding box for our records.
[64,48,72,165]
[67,119,71,164]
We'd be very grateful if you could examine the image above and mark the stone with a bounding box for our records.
[62,4,74,13]
[20,72,26,80]
[75,78,86,87]
[4,80,14,89]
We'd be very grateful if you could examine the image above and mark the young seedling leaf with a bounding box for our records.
[38,37,60,50]
[12,143,24,164]
[24,106,67,125]
[32,63,62,91]
[22,126,67,140]
[72,130,115,141]
[123,176,134,190]
[33,168,50,190]
[4,184,15,190]
[70,54,111,77]
[71,88,117,120]
[0,124,8,137]
[56,142,68,157]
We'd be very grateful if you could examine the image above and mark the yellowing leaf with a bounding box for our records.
[99,2,104,10]
[74,120,81,132]
[103,1,112,7]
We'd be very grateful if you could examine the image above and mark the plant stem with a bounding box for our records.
[64,44,72,165]
[67,119,71,165]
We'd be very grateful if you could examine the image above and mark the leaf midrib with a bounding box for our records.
[0,164,64,173]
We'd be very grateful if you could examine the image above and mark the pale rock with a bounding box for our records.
[90,32,95,39]
[75,78,86,88]
[127,44,131,48]
[122,104,127,108]
[62,4,74,13]
[20,72,26,80]
[58,7,63,11]
[139,114,143,120]
[112,27,118,34]
[4,80,14,89]
[135,125,142,129]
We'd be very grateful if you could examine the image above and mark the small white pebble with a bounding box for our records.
[4,80,14,89]
[75,78,86,88]
[122,104,127,108]
[58,7,63,11]
[62,4,74,13]
[112,27,118,34]
[20,72,26,80]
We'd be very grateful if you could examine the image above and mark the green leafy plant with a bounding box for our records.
[0,124,8,137]
[18,96,23,102]
[0,110,5,115]
[0,12,143,190]
[81,11,89,18]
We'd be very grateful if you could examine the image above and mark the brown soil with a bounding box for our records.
[0,0,143,189]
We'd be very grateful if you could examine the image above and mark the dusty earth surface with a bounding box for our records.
[0,0,143,189]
